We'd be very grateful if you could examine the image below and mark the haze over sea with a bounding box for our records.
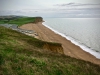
[43,18,100,59]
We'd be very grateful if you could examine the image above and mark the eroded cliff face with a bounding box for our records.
[43,43,64,54]
[34,17,44,23]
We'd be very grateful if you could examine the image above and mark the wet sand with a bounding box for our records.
[19,22,100,65]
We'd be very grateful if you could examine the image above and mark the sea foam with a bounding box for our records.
[43,22,100,59]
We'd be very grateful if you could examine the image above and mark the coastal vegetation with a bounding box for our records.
[0,16,100,75]
[0,16,43,26]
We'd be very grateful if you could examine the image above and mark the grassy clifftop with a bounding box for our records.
[0,16,43,26]
[0,26,100,75]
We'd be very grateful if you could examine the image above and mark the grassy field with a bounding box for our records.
[0,17,35,26]
[0,25,100,75]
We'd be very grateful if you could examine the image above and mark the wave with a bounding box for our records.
[43,22,100,59]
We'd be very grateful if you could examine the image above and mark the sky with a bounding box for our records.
[0,0,100,18]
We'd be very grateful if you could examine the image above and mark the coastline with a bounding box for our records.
[19,22,100,65]
[43,23,100,59]
[42,22,100,59]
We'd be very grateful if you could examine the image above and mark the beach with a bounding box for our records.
[19,22,100,65]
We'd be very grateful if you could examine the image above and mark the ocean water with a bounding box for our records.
[43,18,100,59]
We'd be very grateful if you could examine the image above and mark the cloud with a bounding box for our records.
[0,2,100,18]
[50,3,100,17]
[1,7,100,18]
[54,2,100,7]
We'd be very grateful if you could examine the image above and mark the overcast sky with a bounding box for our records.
[0,0,100,18]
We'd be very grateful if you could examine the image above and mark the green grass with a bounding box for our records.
[0,26,100,75]
[0,17,35,26]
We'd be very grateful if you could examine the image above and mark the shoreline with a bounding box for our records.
[19,22,100,65]
[42,22,100,59]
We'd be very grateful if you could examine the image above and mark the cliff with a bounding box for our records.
[28,40,64,54]
[43,43,64,54]
[0,16,64,54]
[33,17,44,23]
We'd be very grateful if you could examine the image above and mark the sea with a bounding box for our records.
[43,18,100,59]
